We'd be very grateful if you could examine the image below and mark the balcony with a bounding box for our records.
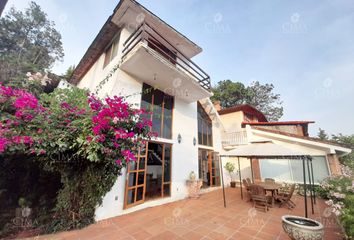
[222,130,248,147]
[120,22,212,102]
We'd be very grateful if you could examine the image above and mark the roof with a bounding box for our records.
[218,104,267,122]
[242,121,315,127]
[220,142,307,157]
[70,0,202,84]
[252,127,352,149]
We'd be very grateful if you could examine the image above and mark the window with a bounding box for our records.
[260,156,330,183]
[197,103,213,146]
[103,34,120,68]
[141,84,174,139]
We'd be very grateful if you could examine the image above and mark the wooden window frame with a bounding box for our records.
[197,102,213,146]
[141,84,174,139]
[103,33,121,68]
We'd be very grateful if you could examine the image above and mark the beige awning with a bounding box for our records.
[220,142,307,157]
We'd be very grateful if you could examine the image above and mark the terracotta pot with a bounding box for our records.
[282,215,324,240]
[230,181,236,188]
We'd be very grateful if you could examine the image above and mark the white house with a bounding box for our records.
[217,104,351,186]
[70,0,351,221]
[70,0,224,220]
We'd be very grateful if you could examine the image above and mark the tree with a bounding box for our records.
[63,65,75,81]
[317,128,329,140]
[0,1,64,85]
[211,80,283,121]
[211,80,249,108]
[331,133,354,171]
[246,81,283,121]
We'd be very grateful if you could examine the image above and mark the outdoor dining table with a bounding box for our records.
[257,182,282,207]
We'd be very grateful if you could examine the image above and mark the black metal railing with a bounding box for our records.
[122,22,211,92]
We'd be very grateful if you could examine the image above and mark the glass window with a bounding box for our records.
[260,156,330,184]
[141,84,174,139]
[197,103,213,146]
[103,34,120,68]
[164,145,171,182]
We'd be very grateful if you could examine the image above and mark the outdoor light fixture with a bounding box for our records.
[193,137,196,146]
[177,134,182,144]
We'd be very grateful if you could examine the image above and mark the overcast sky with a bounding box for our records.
[4,0,354,136]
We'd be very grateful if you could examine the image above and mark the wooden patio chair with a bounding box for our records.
[248,185,272,212]
[246,178,252,185]
[275,184,296,209]
[242,179,252,201]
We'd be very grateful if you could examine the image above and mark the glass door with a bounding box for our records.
[210,152,221,186]
[124,143,147,209]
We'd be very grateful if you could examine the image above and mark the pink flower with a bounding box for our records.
[0,137,7,153]
[12,136,22,144]
[23,136,33,145]
[61,102,70,109]
[115,159,122,165]
[39,149,46,155]
[121,149,136,162]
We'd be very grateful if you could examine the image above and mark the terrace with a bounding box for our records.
[120,22,212,102]
[27,188,343,240]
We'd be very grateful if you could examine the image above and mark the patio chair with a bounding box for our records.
[275,184,296,209]
[248,185,272,212]
[242,179,252,201]
[246,178,252,185]
[264,178,275,183]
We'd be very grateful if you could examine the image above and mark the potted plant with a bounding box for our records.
[224,162,236,188]
[189,171,196,181]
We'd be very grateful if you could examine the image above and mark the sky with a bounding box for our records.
[3,0,354,136]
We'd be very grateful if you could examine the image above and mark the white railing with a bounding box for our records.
[222,130,248,146]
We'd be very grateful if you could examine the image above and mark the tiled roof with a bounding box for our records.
[217,104,267,122]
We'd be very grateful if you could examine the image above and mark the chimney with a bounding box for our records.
[213,100,221,111]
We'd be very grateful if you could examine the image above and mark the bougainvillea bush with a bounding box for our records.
[317,168,354,239]
[0,82,153,232]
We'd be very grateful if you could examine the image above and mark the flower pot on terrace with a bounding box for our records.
[282,215,324,240]
[230,181,236,188]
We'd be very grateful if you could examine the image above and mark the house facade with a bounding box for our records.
[70,0,223,220]
[218,104,351,186]
[70,0,351,221]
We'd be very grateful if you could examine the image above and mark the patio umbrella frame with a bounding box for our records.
[219,153,316,218]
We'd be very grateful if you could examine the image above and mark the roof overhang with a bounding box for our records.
[111,0,202,58]
[251,128,352,157]
[70,0,202,84]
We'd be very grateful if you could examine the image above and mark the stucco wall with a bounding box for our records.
[74,26,223,221]
[219,112,244,132]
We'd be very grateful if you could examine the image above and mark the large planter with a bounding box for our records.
[282,215,324,240]
[230,181,236,188]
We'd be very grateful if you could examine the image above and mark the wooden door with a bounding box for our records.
[210,151,221,186]
[124,143,148,209]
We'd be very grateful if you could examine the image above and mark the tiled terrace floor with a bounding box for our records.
[27,188,343,240]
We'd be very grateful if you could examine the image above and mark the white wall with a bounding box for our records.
[75,26,219,221]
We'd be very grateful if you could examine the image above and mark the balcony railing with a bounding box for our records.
[122,22,211,92]
[222,131,248,146]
